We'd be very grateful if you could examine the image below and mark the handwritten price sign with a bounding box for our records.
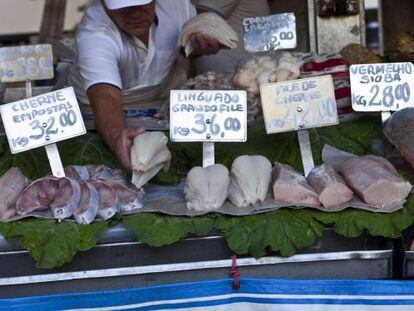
[260,75,338,134]
[243,13,297,53]
[0,44,54,83]
[170,90,247,142]
[0,87,86,154]
[350,62,414,112]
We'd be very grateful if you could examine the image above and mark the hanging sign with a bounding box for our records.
[0,87,86,154]
[243,13,297,53]
[350,62,414,112]
[170,90,247,142]
[260,75,338,134]
[0,44,54,83]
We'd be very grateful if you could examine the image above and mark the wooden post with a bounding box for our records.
[38,0,68,43]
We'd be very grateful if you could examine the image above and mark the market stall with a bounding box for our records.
[1,0,414,307]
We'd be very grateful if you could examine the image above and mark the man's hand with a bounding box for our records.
[109,127,145,170]
[189,32,223,56]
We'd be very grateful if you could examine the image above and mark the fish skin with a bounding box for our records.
[16,177,60,215]
[65,166,90,180]
[89,179,119,221]
[384,108,414,168]
[73,181,99,225]
[104,181,144,213]
[86,165,112,179]
[50,178,81,219]
[272,163,320,205]
[0,168,29,221]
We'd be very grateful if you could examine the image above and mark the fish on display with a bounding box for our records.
[228,155,272,208]
[89,179,119,220]
[104,181,144,213]
[0,168,29,221]
[64,166,90,180]
[185,164,230,211]
[16,177,60,215]
[73,181,99,225]
[50,178,82,219]
[307,163,354,208]
[339,155,411,208]
[272,163,320,205]
[384,108,414,169]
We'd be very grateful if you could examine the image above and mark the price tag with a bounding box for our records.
[350,62,414,112]
[243,13,297,53]
[170,90,247,142]
[260,75,338,134]
[0,44,54,83]
[0,87,86,154]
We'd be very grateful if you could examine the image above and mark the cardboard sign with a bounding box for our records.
[243,13,297,53]
[260,75,338,134]
[350,62,414,112]
[0,87,86,154]
[0,44,54,83]
[170,90,247,142]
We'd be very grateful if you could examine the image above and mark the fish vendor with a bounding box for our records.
[73,0,224,169]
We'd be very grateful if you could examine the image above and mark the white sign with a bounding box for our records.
[260,75,338,134]
[170,90,247,142]
[243,13,297,53]
[350,62,414,112]
[0,87,86,154]
[0,44,54,83]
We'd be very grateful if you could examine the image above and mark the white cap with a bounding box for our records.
[104,0,153,10]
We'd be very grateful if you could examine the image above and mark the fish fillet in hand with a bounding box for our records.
[185,164,230,211]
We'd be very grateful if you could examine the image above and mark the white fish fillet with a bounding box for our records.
[0,168,29,221]
[184,164,230,211]
[131,132,171,188]
[228,155,272,208]
[178,13,238,57]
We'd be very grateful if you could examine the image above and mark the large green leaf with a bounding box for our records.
[123,213,215,247]
[0,219,107,269]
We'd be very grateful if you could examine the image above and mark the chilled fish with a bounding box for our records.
[0,168,29,221]
[86,165,113,180]
[307,163,353,208]
[272,163,320,205]
[73,181,99,225]
[50,178,81,219]
[89,180,119,220]
[64,166,90,180]
[340,155,411,208]
[384,108,414,169]
[17,177,60,215]
[185,164,230,211]
[105,181,144,213]
[228,155,272,208]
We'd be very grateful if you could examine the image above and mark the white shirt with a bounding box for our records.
[75,0,196,91]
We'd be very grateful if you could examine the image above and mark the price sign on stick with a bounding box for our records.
[170,90,247,167]
[350,62,414,123]
[0,44,53,83]
[260,75,339,176]
[243,13,297,53]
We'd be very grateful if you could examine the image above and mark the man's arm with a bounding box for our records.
[87,84,144,170]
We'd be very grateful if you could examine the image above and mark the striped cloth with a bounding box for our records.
[3,278,414,310]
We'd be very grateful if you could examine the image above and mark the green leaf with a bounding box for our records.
[0,148,49,180]
[0,219,107,269]
[124,213,215,247]
[217,209,325,258]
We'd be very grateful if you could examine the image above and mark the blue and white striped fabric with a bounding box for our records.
[3,278,414,310]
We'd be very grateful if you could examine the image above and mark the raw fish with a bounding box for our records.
[228,155,272,208]
[307,163,353,208]
[185,164,230,211]
[89,180,119,220]
[0,168,29,221]
[340,155,411,208]
[50,178,81,219]
[64,166,89,180]
[17,177,60,215]
[384,108,414,169]
[272,163,320,205]
[73,181,99,225]
[104,181,144,213]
